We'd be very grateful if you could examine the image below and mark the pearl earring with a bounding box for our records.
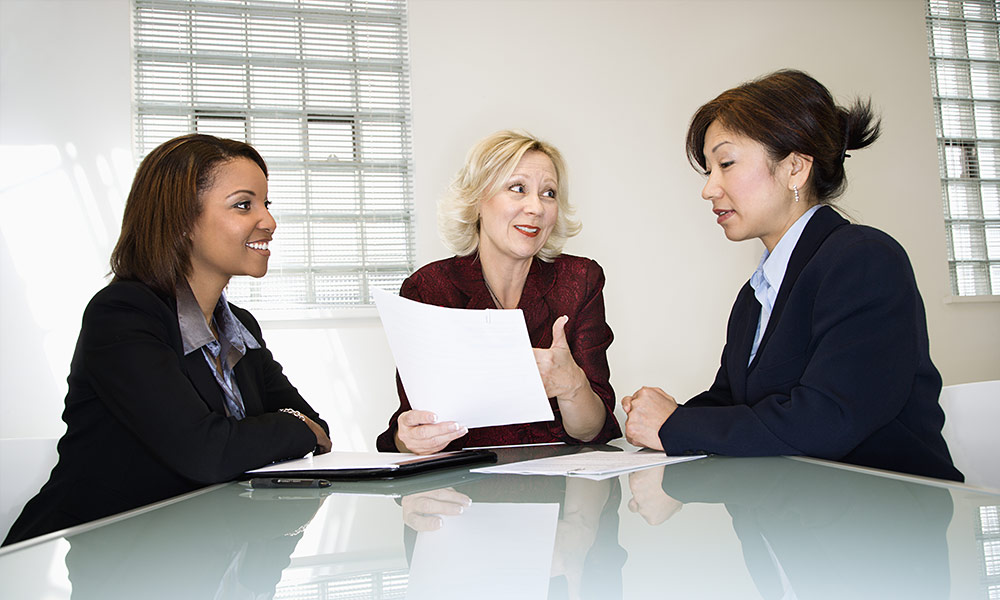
[793,185,800,203]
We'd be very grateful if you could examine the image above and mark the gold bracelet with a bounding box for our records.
[280,408,307,423]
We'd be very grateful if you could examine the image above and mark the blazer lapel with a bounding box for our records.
[519,259,556,346]
[447,253,495,309]
[730,283,759,401]
[183,351,228,415]
[234,360,263,416]
[165,292,228,415]
[749,206,848,370]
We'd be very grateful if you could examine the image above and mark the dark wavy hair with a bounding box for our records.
[110,134,267,296]
[685,69,881,202]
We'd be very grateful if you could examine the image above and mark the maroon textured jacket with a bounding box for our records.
[376,253,622,451]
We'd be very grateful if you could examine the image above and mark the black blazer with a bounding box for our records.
[4,281,328,545]
[659,206,962,481]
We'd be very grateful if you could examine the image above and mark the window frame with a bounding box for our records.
[131,0,416,320]
[926,0,1000,298]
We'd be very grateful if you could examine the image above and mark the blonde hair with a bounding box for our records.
[438,130,581,261]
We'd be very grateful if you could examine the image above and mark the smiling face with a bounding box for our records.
[477,150,559,267]
[701,121,806,252]
[187,157,274,292]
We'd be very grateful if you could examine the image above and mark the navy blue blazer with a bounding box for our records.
[4,281,328,545]
[659,206,962,482]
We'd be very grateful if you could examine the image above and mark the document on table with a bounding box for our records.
[406,502,559,600]
[246,451,441,474]
[373,287,554,429]
[244,449,495,479]
[471,450,706,480]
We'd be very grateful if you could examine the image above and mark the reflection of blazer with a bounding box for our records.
[661,457,953,600]
[659,207,962,481]
[376,254,621,451]
[4,281,327,545]
[64,485,323,600]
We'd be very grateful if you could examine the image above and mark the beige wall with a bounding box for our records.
[1,0,997,445]
[407,0,1000,407]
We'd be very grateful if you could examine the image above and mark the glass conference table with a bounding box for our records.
[1,443,997,599]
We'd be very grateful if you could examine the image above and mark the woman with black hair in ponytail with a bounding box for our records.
[622,70,963,482]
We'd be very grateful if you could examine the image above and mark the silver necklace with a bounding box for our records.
[483,274,505,309]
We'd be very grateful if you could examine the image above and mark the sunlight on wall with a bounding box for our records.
[0,145,100,325]
[260,325,398,453]
[0,143,132,438]
[322,328,380,451]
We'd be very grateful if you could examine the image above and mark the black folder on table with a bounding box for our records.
[244,449,497,482]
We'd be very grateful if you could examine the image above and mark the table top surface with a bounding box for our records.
[1,444,997,600]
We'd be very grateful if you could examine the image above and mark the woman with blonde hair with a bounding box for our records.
[376,130,621,454]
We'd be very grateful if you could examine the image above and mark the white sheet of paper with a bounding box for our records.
[405,502,560,600]
[246,451,445,474]
[373,287,554,429]
[471,450,706,480]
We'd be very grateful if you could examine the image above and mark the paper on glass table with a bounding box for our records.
[372,287,554,429]
[471,450,706,480]
[406,502,559,600]
[246,451,430,474]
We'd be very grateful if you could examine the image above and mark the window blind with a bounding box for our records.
[133,0,415,312]
[978,505,1000,598]
[274,569,408,599]
[926,0,1000,296]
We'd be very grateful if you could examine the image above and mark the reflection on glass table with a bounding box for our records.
[400,475,625,600]
[1,445,997,600]
[629,456,955,600]
[55,484,321,600]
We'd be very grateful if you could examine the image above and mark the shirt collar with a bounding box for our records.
[757,204,823,299]
[175,279,260,361]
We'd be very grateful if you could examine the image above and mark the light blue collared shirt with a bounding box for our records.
[748,205,822,365]
[175,280,260,419]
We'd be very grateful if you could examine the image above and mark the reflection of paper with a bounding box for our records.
[471,450,706,480]
[406,502,559,600]
[373,287,554,429]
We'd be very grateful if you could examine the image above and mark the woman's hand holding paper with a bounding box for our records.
[395,410,468,455]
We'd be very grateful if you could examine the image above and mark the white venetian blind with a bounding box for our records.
[133,0,415,312]
[978,505,1000,598]
[926,0,1000,296]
